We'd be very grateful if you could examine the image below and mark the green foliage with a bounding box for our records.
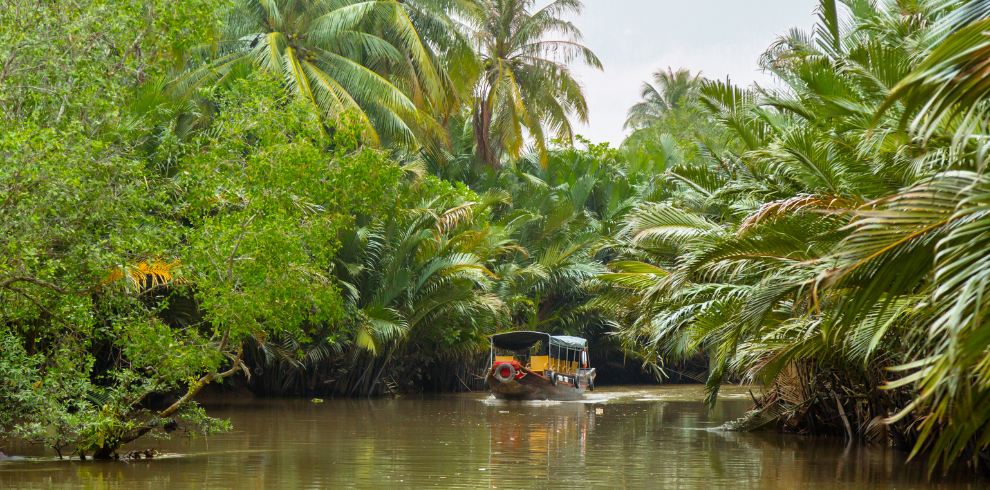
[0,0,222,130]
[179,73,401,341]
[598,0,990,473]
[1,41,401,457]
[2,0,614,456]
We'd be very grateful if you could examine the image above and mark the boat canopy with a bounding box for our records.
[550,335,587,350]
[490,331,587,351]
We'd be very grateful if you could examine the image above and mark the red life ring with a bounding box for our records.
[493,362,517,383]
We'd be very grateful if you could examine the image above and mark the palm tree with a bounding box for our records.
[171,0,449,147]
[624,68,702,130]
[401,0,483,115]
[834,0,990,469]
[620,68,722,173]
[468,0,602,168]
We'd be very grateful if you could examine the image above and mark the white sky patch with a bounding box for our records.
[551,0,820,146]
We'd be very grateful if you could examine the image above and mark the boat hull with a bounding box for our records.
[486,368,591,401]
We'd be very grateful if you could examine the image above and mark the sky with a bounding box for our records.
[563,0,820,146]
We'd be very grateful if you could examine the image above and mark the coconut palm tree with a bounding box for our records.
[468,0,602,168]
[401,0,484,114]
[170,0,450,147]
[624,68,703,130]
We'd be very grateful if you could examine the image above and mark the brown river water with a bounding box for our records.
[0,385,983,489]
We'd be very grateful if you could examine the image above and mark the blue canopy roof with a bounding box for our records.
[550,335,587,349]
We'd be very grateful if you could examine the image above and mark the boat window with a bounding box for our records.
[514,351,530,365]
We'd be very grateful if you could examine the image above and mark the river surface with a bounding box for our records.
[0,385,982,489]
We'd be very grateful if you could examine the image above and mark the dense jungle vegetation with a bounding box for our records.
[3,0,990,474]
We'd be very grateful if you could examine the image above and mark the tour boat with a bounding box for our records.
[486,331,596,401]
